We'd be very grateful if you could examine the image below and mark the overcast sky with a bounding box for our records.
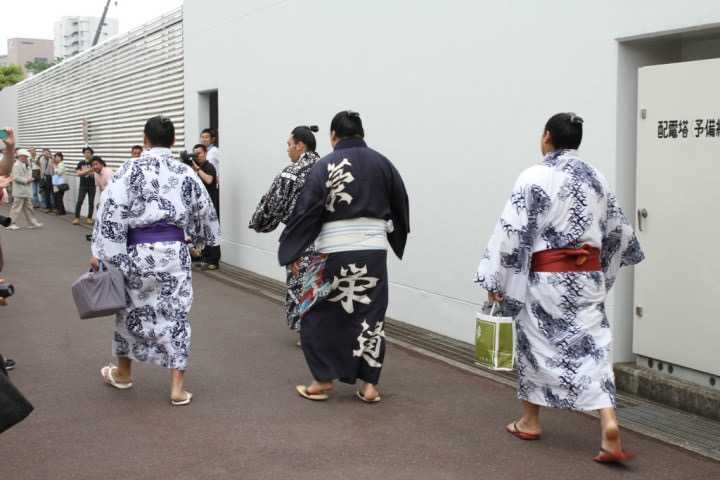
[1,0,183,55]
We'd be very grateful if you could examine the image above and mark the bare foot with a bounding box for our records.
[600,421,622,454]
[507,417,542,436]
[307,381,333,395]
[112,370,132,384]
[113,375,132,384]
[360,383,380,402]
[171,391,192,403]
[101,365,133,389]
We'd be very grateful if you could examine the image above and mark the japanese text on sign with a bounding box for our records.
[657,119,719,139]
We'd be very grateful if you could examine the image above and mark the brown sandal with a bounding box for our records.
[506,422,541,441]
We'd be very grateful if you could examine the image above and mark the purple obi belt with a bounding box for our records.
[127,222,184,247]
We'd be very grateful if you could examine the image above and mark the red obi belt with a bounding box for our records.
[531,245,601,273]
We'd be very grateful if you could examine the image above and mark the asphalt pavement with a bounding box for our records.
[0,209,717,479]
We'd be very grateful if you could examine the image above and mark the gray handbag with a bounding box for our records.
[71,263,126,319]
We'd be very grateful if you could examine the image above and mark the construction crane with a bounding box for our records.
[92,0,117,47]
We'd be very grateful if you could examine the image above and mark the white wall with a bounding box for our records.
[183,1,720,361]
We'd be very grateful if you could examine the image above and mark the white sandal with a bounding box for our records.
[356,389,382,404]
[296,385,331,401]
[100,365,133,390]
[171,391,193,406]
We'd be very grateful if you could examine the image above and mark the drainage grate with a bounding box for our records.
[203,263,720,462]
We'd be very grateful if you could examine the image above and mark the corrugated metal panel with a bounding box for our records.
[16,8,184,171]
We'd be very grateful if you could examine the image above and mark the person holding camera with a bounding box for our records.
[7,149,43,231]
[73,146,96,226]
[191,144,220,269]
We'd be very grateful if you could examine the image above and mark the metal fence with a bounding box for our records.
[16,8,184,172]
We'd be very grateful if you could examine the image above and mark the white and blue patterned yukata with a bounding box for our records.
[92,147,220,370]
[475,149,644,411]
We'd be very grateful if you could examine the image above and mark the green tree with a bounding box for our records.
[25,58,54,75]
[0,64,24,90]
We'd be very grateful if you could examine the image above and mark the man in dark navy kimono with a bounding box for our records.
[279,110,409,403]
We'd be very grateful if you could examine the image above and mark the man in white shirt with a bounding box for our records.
[200,128,220,180]
[199,129,221,268]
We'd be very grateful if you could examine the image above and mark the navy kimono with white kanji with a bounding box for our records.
[279,138,409,385]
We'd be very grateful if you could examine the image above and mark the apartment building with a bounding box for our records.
[54,16,119,59]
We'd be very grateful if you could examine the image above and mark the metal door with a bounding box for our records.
[635,58,720,376]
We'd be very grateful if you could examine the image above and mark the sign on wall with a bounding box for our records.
[657,119,720,138]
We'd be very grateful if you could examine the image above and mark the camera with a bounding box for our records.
[0,215,11,228]
[0,283,14,298]
[0,282,14,305]
[179,150,197,167]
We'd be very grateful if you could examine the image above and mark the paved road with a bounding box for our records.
[0,211,717,479]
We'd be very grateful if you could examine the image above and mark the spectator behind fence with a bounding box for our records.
[39,148,55,212]
[73,147,96,226]
[191,144,220,269]
[8,149,43,231]
[52,152,68,216]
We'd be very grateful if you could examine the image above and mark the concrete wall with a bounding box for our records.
[183,1,720,362]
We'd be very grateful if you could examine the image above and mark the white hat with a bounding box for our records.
[16,148,30,158]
